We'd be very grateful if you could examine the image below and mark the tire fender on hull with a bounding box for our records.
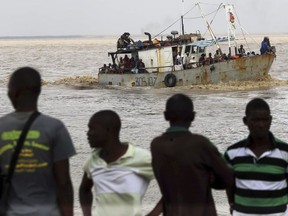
[164,73,177,87]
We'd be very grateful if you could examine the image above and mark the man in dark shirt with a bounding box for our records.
[260,36,271,55]
[150,93,234,216]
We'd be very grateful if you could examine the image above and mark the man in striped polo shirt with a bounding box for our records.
[225,98,288,215]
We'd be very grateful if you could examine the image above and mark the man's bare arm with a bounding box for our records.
[79,173,93,216]
[145,197,163,216]
[226,185,235,215]
[53,159,74,216]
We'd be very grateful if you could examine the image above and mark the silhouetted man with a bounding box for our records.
[151,93,233,216]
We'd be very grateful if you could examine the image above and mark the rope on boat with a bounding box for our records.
[153,5,200,38]
[233,6,260,51]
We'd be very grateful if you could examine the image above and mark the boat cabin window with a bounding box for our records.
[184,46,191,54]
[197,47,205,53]
[191,46,197,54]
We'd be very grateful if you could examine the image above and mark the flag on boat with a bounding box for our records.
[225,5,236,29]
[229,12,235,23]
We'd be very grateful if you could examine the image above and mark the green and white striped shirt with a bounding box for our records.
[225,133,288,215]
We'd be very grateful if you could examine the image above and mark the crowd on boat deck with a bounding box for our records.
[99,55,147,74]
[173,39,273,71]
[100,36,275,74]
[194,37,274,68]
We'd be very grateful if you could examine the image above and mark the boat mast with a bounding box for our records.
[196,2,222,54]
[181,16,185,35]
[224,4,237,55]
[225,4,231,54]
[181,0,185,35]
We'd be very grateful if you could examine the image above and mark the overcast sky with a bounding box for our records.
[0,0,287,37]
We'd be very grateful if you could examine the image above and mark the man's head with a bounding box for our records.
[87,110,121,148]
[243,98,272,139]
[8,67,41,111]
[164,94,195,128]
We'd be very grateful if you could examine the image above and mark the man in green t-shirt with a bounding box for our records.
[0,67,76,216]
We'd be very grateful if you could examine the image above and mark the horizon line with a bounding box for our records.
[0,32,287,40]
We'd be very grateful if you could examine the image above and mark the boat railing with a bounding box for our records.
[98,54,261,74]
[98,65,175,74]
[145,65,174,73]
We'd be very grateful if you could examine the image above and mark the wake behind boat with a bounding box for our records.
[98,3,276,88]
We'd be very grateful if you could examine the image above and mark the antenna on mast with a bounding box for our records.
[181,16,185,35]
[181,0,185,35]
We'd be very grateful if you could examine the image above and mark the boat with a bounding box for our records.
[98,3,276,88]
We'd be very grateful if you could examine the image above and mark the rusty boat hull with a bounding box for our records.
[98,53,275,88]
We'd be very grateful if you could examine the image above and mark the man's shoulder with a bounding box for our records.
[151,134,164,143]
[274,136,288,151]
[191,133,211,141]
[126,145,151,166]
[150,133,173,148]
[0,112,63,125]
[0,112,12,123]
[226,139,247,152]
[37,113,66,127]
[151,132,212,149]
[132,144,150,157]
[39,113,62,122]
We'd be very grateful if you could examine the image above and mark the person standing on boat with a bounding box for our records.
[224,98,288,215]
[183,52,191,69]
[176,52,182,65]
[260,37,271,55]
[118,57,125,74]
[214,50,221,63]
[138,59,146,73]
[206,53,214,65]
[150,93,234,216]
[238,44,246,57]
[79,110,162,216]
[100,64,108,73]
[174,52,183,70]
[172,50,178,65]
[123,55,130,73]
[117,33,135,50]
[198,53,206,66]
[221,53,229,61]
